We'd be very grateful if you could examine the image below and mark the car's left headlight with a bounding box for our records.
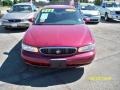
[78,44,95,53]
[22,43,38,52]
[110,11,115,15]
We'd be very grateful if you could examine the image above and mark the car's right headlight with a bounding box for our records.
[2,19,8,22]
[97,12,100,16]
[110,11,115,15]
[78,44,95,53]
[22,43,38,52]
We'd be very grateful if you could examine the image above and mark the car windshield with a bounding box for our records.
[106,2,120,7]
[11,5,32,12]
[81,5,96,10]
[34,8,84,25]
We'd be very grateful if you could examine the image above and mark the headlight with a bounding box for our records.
[97,12,100,16]
[2,19,8,22]
[22,43,38,52]
[78,44,95,53]
[110,11,115,15]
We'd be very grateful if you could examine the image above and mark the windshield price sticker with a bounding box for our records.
[40,13,49,22]
[41,9,54,13]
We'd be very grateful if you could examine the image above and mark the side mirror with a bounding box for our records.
[28,18,34,22]
[7,10,10,12]
[34,9,37,12]
[102,6,105,8]
[37,6,39,9]
[83,18,90,23]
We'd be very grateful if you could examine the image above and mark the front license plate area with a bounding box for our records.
[50,59,66,68]
[11,23,17,27]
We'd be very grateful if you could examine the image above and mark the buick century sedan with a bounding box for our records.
[21,5,96,68]
[1,2,38,29]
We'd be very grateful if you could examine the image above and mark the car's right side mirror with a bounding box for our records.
[7,10,10,12]
[102,6,105,8]
[34,9,37,12]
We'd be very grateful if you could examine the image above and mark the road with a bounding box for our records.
[0,21,120,90]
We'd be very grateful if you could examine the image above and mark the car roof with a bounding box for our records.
[14,2,33,6]
[80,3,95,6]
[103,1,119,3]
[43,5,75,9]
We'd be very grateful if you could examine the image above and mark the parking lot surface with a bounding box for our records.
[0,21,120,90]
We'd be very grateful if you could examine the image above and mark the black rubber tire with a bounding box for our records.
[104,13,110,21]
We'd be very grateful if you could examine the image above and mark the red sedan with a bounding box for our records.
[21,5,96,68]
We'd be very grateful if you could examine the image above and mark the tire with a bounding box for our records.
[104,13,111,21]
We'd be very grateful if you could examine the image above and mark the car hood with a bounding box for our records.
[23,25,94,47]
[81,10,99,16]
[2,12,34,20]
[107,7,120,11]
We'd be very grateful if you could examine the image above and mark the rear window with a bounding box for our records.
[34,8,84,25]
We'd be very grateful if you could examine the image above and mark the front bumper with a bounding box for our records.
[84,15,101,23]
[1,21,31,28]
[21,50,95,68]
[108,14,120,21]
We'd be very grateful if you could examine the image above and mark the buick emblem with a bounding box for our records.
[56,50,61,54]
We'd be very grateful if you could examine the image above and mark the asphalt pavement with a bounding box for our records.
[0,21,120,90]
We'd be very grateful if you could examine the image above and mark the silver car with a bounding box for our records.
[80,3,101,24]
[1,3,38,29]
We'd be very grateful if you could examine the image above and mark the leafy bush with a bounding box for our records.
[94,0,102,5]
[2,0,13,6]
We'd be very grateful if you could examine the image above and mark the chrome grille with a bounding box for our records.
[90,19,98,21]
[116,11,120,14]
[8,19,21,22]
[40,47,77,56]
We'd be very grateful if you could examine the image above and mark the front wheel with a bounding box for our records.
[104,13,111,21]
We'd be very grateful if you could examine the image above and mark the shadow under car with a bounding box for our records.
[0,40,84,87]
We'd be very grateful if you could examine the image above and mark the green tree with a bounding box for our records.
[94,0,102,5]
[13,0,18,4]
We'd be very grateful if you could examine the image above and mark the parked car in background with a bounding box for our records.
[1,2,38,29]
[99,1,120,21]
[21,5,96,68]
[80,3,101,24]
[37,0,50,4]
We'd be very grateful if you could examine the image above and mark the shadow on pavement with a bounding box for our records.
[0,40,84,87]
[85,22,99,25]
[100,17,120,24]
[0,26,27,33]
